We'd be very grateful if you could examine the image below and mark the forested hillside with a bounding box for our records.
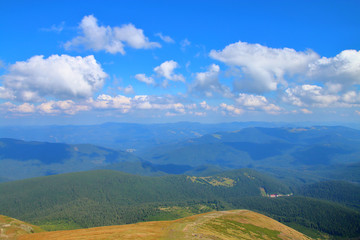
[0,169,359,238]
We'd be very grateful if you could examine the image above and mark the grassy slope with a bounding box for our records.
[18,210,312,240]
[0,215,44,240]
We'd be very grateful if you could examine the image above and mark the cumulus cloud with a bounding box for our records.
[132,95,186,113]
[236,93,268,108]
[1,100,89,115]
[308,49,360,89]
[89,94,188,115]
[1,92,198,117]
[235,93,282,113]
[38,100,89,115]
[1,54,107,102]
[210,41,319,93]
[11,103,36,113]
[342,91,360,104]
[65,15,160,54]
[220,103,243,115]
[284,84,340,107]
[0,86,15,100]
[91,94,132,113]
[199,101,212,110]
[135,73,155,85]
[155,33,175,43]
[190,64,232,98]
[154,60,185,82]
[300,108,312,114]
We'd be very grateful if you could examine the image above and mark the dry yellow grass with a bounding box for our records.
[0,215,44,240]
[18,210,313,240]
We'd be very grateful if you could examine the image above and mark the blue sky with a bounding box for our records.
[0,0,360,125]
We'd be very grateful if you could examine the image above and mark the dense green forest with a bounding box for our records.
[296,180,360,210]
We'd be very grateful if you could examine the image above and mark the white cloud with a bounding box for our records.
[37,100,89,115]
[235,93,282,113]
[91,94,186,114]
[135,73,155,85]
[284,84,340,107]
[199,101,212,110]
[92,94,131,113]
[190,64,232,98]
[284,84,360,108]
[342,91,360,104]
[236,93,268,108]
[300,108,312,114]
[210,41,319,93]
[132,95,186,113]
[154,60,185,82]
[308,49,360,88]
[1,54,107,102]
[1,93,195,117]
[10,103,36,113]
[37,102,57,114]
[65,15,160,54]
[0,86,15,100]
[155,33,175,43]
[220,103,243,115]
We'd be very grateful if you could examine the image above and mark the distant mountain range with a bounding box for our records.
[0,138,140,180]
[141,126,360,167]
[2,121,358,152]
[140,126,360,184]
[1,125,360,183]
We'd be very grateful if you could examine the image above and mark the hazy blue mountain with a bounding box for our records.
[0,138,141,181]
[140,126,360,182]
[0,122,320,152]
[99,160,227,177]
[2,125,360,183]
[0,138,227,180]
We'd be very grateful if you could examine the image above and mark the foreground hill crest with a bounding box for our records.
[18,210,312,240]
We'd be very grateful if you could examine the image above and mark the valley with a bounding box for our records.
[1,123,360,239]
